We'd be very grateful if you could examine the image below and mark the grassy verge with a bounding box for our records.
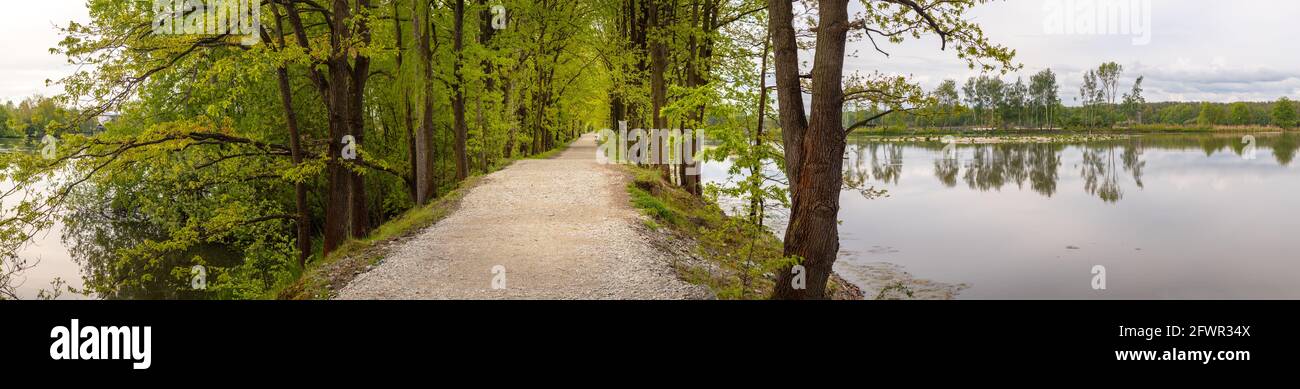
[273,176,481,300]
[273,137,577,300]
[623,165,863,300]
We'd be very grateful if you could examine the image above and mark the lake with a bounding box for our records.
[0,138,89,299]
[6,133,1299,299]
[704,133,1300,299]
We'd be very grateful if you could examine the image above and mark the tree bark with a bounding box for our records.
[750,28,771,224]
[321,0,357,255]
[649,0,668,177]
[395,0,418,203]
[768,0,809,188]
[348,0,373,239]
[504,77,517,158]
[414,0,437,203]
[771,0,850,300]
[452,0,470,180]
[270,4,313,267]
[478,0,497,172]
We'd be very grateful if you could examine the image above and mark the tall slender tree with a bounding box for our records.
[767,0,1015,299]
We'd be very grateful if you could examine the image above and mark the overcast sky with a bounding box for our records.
[847,0,1300,105]
[2,0,1298,105]
[0,0,87,104]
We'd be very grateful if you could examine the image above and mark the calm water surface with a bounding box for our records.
[705,133,1300,299]
[1,138,89,299]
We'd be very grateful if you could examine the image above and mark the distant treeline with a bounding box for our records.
[0,96,99,138]
[843,62,1300,131]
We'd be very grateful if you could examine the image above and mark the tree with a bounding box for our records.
[0,102,11,137]
[1121,76,1145,124]
[933,79,961,127]
[2,0,612,298]
[1079,70,1100,127]
[963,75,1005,127]
[961,77,980,125]
[1028,68,1059,128]
[1003,77,1027,127]
[1228,102,1251,126]
[1197,102,1222,126]
[1273,97,1298,128]
[1096,62,1123,105]
[767,0,1015,299]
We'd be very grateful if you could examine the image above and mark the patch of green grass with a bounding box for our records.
[272,177,480,300]
[622,165,859,300]
[628,185,681,225]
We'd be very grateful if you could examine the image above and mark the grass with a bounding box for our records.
[622,165,861,300]
[272,176,481,300]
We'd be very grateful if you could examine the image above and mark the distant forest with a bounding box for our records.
[844,62,1299,131]
[0,96,100,138]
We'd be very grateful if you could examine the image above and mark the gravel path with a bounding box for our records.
[336,134,710,300]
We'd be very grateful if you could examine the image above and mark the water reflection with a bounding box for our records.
[59,183,243,299]
[1081,147,1124,202]
[846,133,1299,203]
[1274,134,1298,165]
[956,144,1063,196]
[710,132,1300,299]
[845,143,904,186]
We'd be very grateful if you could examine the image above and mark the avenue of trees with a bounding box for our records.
[0,0,787,299]
[3,0,621,298]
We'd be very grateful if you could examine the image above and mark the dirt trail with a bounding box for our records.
[337,134,710,300]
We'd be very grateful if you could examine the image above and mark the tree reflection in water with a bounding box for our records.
[60,180,244,299]
[934,157,960,188]
[1081,146,1124,203]
[845,133,1298,204]
[844,142,896,199]
[948,143,1062,197]
[1274,133,1297,166]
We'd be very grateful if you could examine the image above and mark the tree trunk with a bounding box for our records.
[771,0,851,300]
[393,0,418,202]
[768,0,809,188]
[750,29,771,224]
[649,0,669,178]
[504,78,517,158]
[452,0,470,180]
[270,5,313,267]
[320,0,358,255]
[479,0,497,172]
[413,0,438,204]
[347,0,373,239]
